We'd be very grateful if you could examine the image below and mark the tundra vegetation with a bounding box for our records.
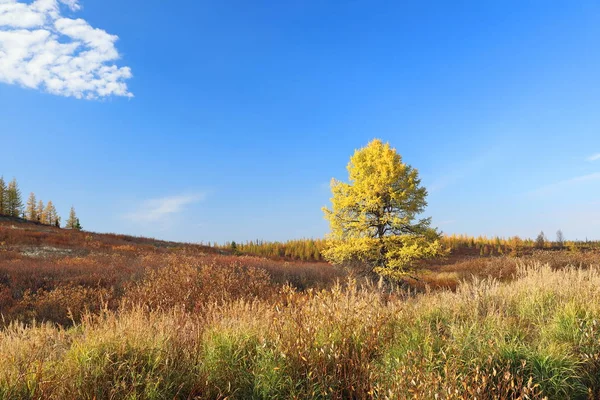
[1,218,600,399]
[1,141,600,399]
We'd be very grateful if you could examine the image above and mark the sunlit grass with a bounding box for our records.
[1,263,600,398]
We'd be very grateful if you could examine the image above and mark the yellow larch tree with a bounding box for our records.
[37,200,45,223]
[322,139,442,279]
[25,192,37,221]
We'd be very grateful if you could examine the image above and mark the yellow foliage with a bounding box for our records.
[323,236,443,279]
[322,139,441,276]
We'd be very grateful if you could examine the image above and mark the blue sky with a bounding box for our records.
[1,0,599,243]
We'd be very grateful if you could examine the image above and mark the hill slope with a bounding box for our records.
[2,217,600,398]
[0,217,342,327]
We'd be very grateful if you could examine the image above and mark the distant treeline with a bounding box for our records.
[0,176,81,230]
[443,232,600,256]
[215,232,600,261]
[215,239,327,261]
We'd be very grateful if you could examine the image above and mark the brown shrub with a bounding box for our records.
[125,259,276,310]
[6,285,115,326]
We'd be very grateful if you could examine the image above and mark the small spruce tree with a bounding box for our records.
[6,178,23,217]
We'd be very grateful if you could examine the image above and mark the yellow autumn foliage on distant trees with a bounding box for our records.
[25,192,37,221]
[36,200,45,223]
[322,139,442,279]
[217,239,326,261]
[66,206,82,230]
[44,200,60,226]
[0,177,74,227]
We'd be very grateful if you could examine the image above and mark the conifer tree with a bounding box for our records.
[6,178,23,217]
[44,201,58,226]
[37,200,45,223]
[25,192,37,221]
[0,176,6,215]
[66,206,81,230]
[322,139,441,278]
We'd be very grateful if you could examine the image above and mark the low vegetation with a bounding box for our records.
[0,217,342,326]
[3,262,600,399]
[1,217,600,398]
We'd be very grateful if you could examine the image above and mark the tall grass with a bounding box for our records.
[1,263,600,399]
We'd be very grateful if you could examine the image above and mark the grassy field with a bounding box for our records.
[1,217,600,399]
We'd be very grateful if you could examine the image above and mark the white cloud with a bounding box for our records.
[124,194,205,223]
[0,0,132,99]
[587,153,600,162]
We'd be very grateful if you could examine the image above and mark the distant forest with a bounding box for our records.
[0,176,81,230]
[215,233,600,262]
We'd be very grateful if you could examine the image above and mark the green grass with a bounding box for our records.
[1,263,600,399]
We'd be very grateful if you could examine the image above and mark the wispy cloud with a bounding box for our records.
[0,0,132,99]
[527,172,600,196]
[587,153,600,162]
[123,194,205,223]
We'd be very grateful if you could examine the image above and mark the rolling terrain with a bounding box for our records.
[1,217,600,398]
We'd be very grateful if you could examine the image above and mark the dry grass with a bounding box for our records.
[2,220,600,398]
[2,264,600,398]
[0,221,343,327]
